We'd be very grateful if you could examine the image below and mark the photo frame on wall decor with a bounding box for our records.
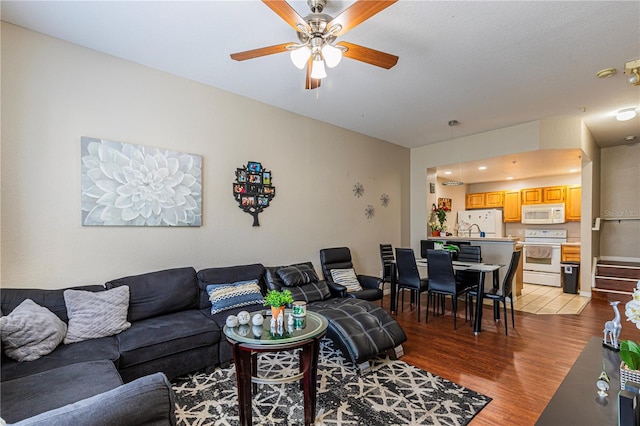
[232,161,276,226]
[80,136,202,227]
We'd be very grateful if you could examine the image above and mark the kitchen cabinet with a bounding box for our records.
[521,185,566,205]
[503,191,521,222]
[565,186,581,221]
[561,245,581,262]
[465,191,504,209]
[484,191,504,207]
[465,193,485,209]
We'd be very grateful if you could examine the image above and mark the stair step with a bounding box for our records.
[595,277,638,292]
[596,265,640,280]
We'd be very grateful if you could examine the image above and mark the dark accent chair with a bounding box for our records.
[468,250,522,335]
[379,244,395,306]
[425,249,472,329]
[319,247,383,302]
[394,248,430,321]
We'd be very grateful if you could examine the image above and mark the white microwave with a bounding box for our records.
[521,204,565,224]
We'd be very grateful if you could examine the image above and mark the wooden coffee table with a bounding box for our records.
[224,310,328,426]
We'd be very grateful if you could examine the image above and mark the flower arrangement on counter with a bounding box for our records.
[432,203,450,230]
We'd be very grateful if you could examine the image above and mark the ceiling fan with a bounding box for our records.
[230,0,399,90]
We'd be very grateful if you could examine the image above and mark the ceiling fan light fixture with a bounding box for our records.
[321,44,342,68]
[616,107,637,121]
[290,46,311,69]
[311,55,327,79]
[629,69,640,86]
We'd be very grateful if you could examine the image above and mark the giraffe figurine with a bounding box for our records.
[603,301,622,349]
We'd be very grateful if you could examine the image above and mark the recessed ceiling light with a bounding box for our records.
[444,171,452,175]
[478,166,487,170]
[569,169,579,173]
[617,107,637,121]
[506,177,514,180]
[625,135,637,141]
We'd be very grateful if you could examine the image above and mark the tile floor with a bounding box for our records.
[511,283,591,315]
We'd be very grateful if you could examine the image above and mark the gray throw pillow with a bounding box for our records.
[63,285,131,344]
[330,268,363,292]
[0,299,67,362]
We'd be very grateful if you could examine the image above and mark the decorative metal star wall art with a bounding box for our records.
[353,182,364,198]
[365,204,375,219]
[380,193,390,207]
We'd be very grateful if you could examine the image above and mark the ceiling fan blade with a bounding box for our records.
[327,0,398,36]
[305,58,321,90]
[337,41,398,69]
[262,0,311,33]
[230,43,293,61]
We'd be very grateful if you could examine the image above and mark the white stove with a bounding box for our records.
[521,229,567,286]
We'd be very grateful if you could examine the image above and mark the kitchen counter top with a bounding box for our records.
[427,236,519,243]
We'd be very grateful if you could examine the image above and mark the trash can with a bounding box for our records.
[561,262,580,294]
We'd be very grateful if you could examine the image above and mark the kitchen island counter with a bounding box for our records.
[428,236,519,243]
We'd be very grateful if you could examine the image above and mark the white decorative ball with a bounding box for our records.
[252,314,264,326]
[225,315,238,328]
[237,311,251,325]
[252,325,263,338]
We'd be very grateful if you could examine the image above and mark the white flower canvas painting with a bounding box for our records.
[81,137,202,226]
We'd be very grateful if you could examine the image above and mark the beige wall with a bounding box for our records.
[600,144,640,261]
[0,23,410,289]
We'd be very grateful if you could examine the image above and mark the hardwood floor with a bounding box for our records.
[386,294,640,425]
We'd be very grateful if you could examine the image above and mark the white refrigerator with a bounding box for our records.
[457,209,504,238]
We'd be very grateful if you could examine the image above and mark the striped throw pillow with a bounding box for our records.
[207,280,264,315]
[330,269,363,292]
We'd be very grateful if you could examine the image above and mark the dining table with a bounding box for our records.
[389,258,503,334]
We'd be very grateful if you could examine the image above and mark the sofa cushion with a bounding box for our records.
[288,282,331,303]
[116,310,220,369]
[1,360,123,424]
[0,335,120,382]
[276,264,319,287]
[0,299,67,362]
[197,264,266,309]
[309,298,407,365]
[0,286,106,323]
[63,286,131,344]
[330,268,363,292]
[207,280,264,315]
[10,372,175,426]
[106,267,198,322]
[264,263,331,303]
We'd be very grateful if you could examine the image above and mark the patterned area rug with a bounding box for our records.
[172,339,491,425]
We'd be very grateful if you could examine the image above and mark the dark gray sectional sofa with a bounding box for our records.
[1,262,406,424]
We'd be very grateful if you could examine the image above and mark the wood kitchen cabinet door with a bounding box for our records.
[521,188,543,204]
[543,186,565,203]
[561,245,580,262]
[503,191,521,222]
[565,186,581,221]
[484,191,504,207]
[465,193,485,209]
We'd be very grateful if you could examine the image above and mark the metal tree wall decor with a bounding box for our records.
[233,161,276,226]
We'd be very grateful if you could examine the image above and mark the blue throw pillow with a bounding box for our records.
[207,280,264,315]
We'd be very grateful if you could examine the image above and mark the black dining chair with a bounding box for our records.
[394,248,429,321]
[425,249,473,329]
[456,245,482,320]
[468,250,522,335]
[379,244,395,307]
